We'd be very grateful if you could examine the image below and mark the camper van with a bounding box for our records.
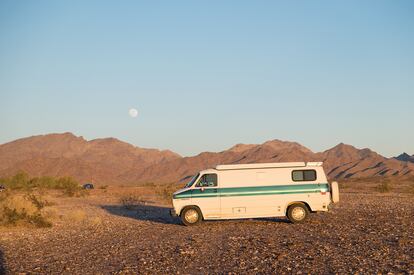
[170,162,339,225]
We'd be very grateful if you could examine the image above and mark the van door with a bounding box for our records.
[191,173,220,218]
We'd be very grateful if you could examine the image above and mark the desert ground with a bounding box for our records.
[0,181,413,274]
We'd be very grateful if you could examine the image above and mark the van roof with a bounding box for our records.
[215,162,323,171]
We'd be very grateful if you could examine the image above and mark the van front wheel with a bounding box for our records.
[181,206,202,226]
[287,203,309,223]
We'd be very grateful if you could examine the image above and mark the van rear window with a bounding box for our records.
[292,170,317,181]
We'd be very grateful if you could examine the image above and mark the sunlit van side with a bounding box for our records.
[170,162,339,225]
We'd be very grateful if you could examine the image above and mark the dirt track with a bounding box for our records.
[1,192,413,274]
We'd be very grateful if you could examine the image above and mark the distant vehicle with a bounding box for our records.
[170,162,339,225]
[0,184,5,192]
[82,183,94,190]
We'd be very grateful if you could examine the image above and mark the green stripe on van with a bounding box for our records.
[174,183,329,199]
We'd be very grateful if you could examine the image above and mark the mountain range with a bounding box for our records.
[394,152,414,163]
[0,133,413,185]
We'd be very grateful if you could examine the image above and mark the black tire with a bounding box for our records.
[287,203,309,223]
[181,206,202,226]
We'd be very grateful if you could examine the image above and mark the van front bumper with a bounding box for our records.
[170,209,177,217]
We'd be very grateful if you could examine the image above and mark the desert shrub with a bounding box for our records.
[42,207,59,220]
[141,182,156,187]
[30,176,56,189]
[155,183,178,202]
[0,193,52,228]
[66,209,87,223]
[120,194,145,209]
[90,216,102,226]
[27,194,53,209]
[1,171,31,190]
[407,181,414,195]
[408,176,414,191]
[99,185,108,190]
[1,172,83,197]
[377,180,391,193]
[55,177,82,196]
[338,181,347,189]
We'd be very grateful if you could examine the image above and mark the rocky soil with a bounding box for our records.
[1,192,413,274]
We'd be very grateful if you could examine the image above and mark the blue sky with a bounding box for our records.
[1,1,413,157]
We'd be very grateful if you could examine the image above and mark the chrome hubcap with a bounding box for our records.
[184,209,199,223]
[291,207,306,221]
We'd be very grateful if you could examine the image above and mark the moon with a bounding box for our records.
[128,108,138,118]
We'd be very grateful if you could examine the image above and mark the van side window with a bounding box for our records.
[196,174,218,187]
[292,170,317,181]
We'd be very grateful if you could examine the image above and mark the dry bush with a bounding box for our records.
[67,210,87,223]
[338,181,346,189]
[377,179,391,193]
[154,183,179,202]
[0,172,84,197]
[27,194,54,209]
[51,177,87,197]
[90,216,102,226]
[3,194,38,215]
[0,192,52,228]
[407,185,414,195]
[338,177,376,192]
[3,172,30,189]
[407,178,414,194]
[141,182,156,188]
[119,194,145,209]
[42,207,59,220]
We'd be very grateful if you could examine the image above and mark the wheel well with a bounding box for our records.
[286,201,312,214]
[179,205,203,218]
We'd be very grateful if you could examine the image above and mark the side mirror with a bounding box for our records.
[200,187,205,192]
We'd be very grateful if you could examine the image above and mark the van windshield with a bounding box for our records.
[184,173,199,188]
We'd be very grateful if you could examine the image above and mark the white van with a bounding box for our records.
[170,162,339,225]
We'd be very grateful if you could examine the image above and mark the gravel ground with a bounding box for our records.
[1,192,413,274]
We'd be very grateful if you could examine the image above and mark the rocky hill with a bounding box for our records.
[0,133,180,185]
[126,141,414,184]
[0,133,413,185]
[394,153,414,163]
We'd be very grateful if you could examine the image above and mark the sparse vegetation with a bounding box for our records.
[0,171,85,197]
[141,182,156,188]
[0,172,90,228]
[2,190,414,274]
[90,216,102,226]
[408,179,414,195]
[339,176,414,193]
[0,192,52,227]
[154,183,179,202]
[377,179,391,193]
[120,194,146,209]
[28,193,54,209]
[409,185,414,195]
[66,209,87,223]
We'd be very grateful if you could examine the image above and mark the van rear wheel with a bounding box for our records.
[287,203,309,223]
[181,206,202,226]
